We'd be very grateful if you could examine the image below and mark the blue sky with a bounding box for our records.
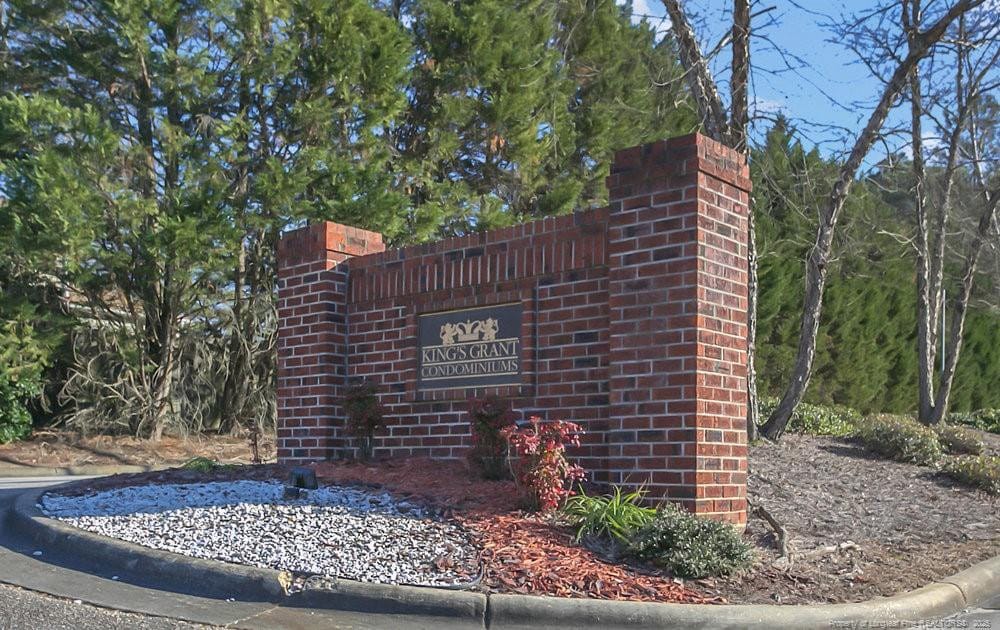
[624,0,922,162]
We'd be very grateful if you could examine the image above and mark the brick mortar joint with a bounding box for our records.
[692,155,752,193]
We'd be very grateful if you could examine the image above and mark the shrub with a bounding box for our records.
[974,409,1000,434]
[342,381,386,460]
[757,397,859,437]
[561,486,657,545]
[0,375,35,444]
[501,417,585,512]
[940,455,1000,495]
[934,424,985,456]
[180,457,233,472]
[628,504,753,578]
[950,409,1000,434]
[854,414,943,466]
[0,317,48,444]
[466,395,517,479]
[792,402,860,437]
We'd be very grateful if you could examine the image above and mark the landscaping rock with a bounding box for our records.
[40,480,477,587]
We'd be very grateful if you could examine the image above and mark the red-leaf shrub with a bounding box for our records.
[501,417,586,511]
[467,395,517,479]
[342,381,385,460]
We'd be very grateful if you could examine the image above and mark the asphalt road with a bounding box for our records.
[0,582,210,630]
[0,477,217,630]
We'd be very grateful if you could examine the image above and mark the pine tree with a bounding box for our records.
[1,0,413,437]
[388,0,694,239]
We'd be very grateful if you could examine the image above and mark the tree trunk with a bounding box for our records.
[929,111,1000,424]
[909,28,937,424]
[730,0,750,153]
[218,242,250,433]
[661,0,730,139]
[914,12,990,424]
[746,208,760,442]
[759,1,975,440]
[149,304,176,442]
[930,193,999,424]
[731,0,756,440]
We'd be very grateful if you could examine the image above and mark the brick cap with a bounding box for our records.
[609,132,751,192]
[278,221,385,267]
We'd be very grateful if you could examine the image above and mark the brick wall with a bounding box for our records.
[605,134,750,524]
[276,132,750,523]
[276,223,384,462]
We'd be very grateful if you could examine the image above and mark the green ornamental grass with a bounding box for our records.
[561,486,657,545]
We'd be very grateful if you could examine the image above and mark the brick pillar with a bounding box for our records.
[276,221,384,464]
[606,133,750,525]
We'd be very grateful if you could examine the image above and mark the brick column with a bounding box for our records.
[276,222,384,464]
[606,133,750,525]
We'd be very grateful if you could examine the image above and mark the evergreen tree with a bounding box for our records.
[753,117,999,413]
[1,0,413,437]
[388,0,694,237]
[0,0,697,437]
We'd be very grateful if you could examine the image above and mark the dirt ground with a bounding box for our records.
[977,428,1000,456]
[0,430,274,469]
[706,433,1000,604]
[42,433,1000,606]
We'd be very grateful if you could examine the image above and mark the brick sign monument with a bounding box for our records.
[276,133,750,524]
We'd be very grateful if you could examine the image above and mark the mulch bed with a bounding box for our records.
[312,459,713,603]
[704,433,1000,604]
[45,432,1000,606]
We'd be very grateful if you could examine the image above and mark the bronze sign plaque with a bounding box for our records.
[417,303,523,390]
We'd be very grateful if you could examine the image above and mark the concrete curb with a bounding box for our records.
[9,483,1000,630]
[0,464,170,478]
[487,582,968,629]
[7,485,488,623]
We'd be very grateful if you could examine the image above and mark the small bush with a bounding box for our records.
[562,486,657,545]
[854,414,943,466]
[0,317,49,444]
[342,381,386,460]
[975,409,1000,433]
[0,375,35,444]
[792,402,861,437]
[934,424,985,456]
[180,457,232,472]
[466,395,517,480]
[950,409,1000,434]
[502,417,585,512]
[756,397,859,437]
[628,504,753,578]
[940,455,1000,495]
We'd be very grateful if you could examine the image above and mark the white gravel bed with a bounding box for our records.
[40,480,478,586]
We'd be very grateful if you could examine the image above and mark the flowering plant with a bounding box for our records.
[501,417,585,511]
[467,395,517,479]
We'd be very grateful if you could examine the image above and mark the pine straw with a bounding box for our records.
[311,457,714,604]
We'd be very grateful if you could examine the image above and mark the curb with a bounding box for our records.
[0,464,170,478]
[487,582,968,629]
[7,485,488,623]
[8,484,1000,629]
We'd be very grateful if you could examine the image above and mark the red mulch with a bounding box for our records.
[311,457,714,604]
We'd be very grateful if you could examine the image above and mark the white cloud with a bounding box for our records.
[753,98,787,114]
[618,0,671,39]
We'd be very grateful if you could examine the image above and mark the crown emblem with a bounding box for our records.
[440,318,499,346]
